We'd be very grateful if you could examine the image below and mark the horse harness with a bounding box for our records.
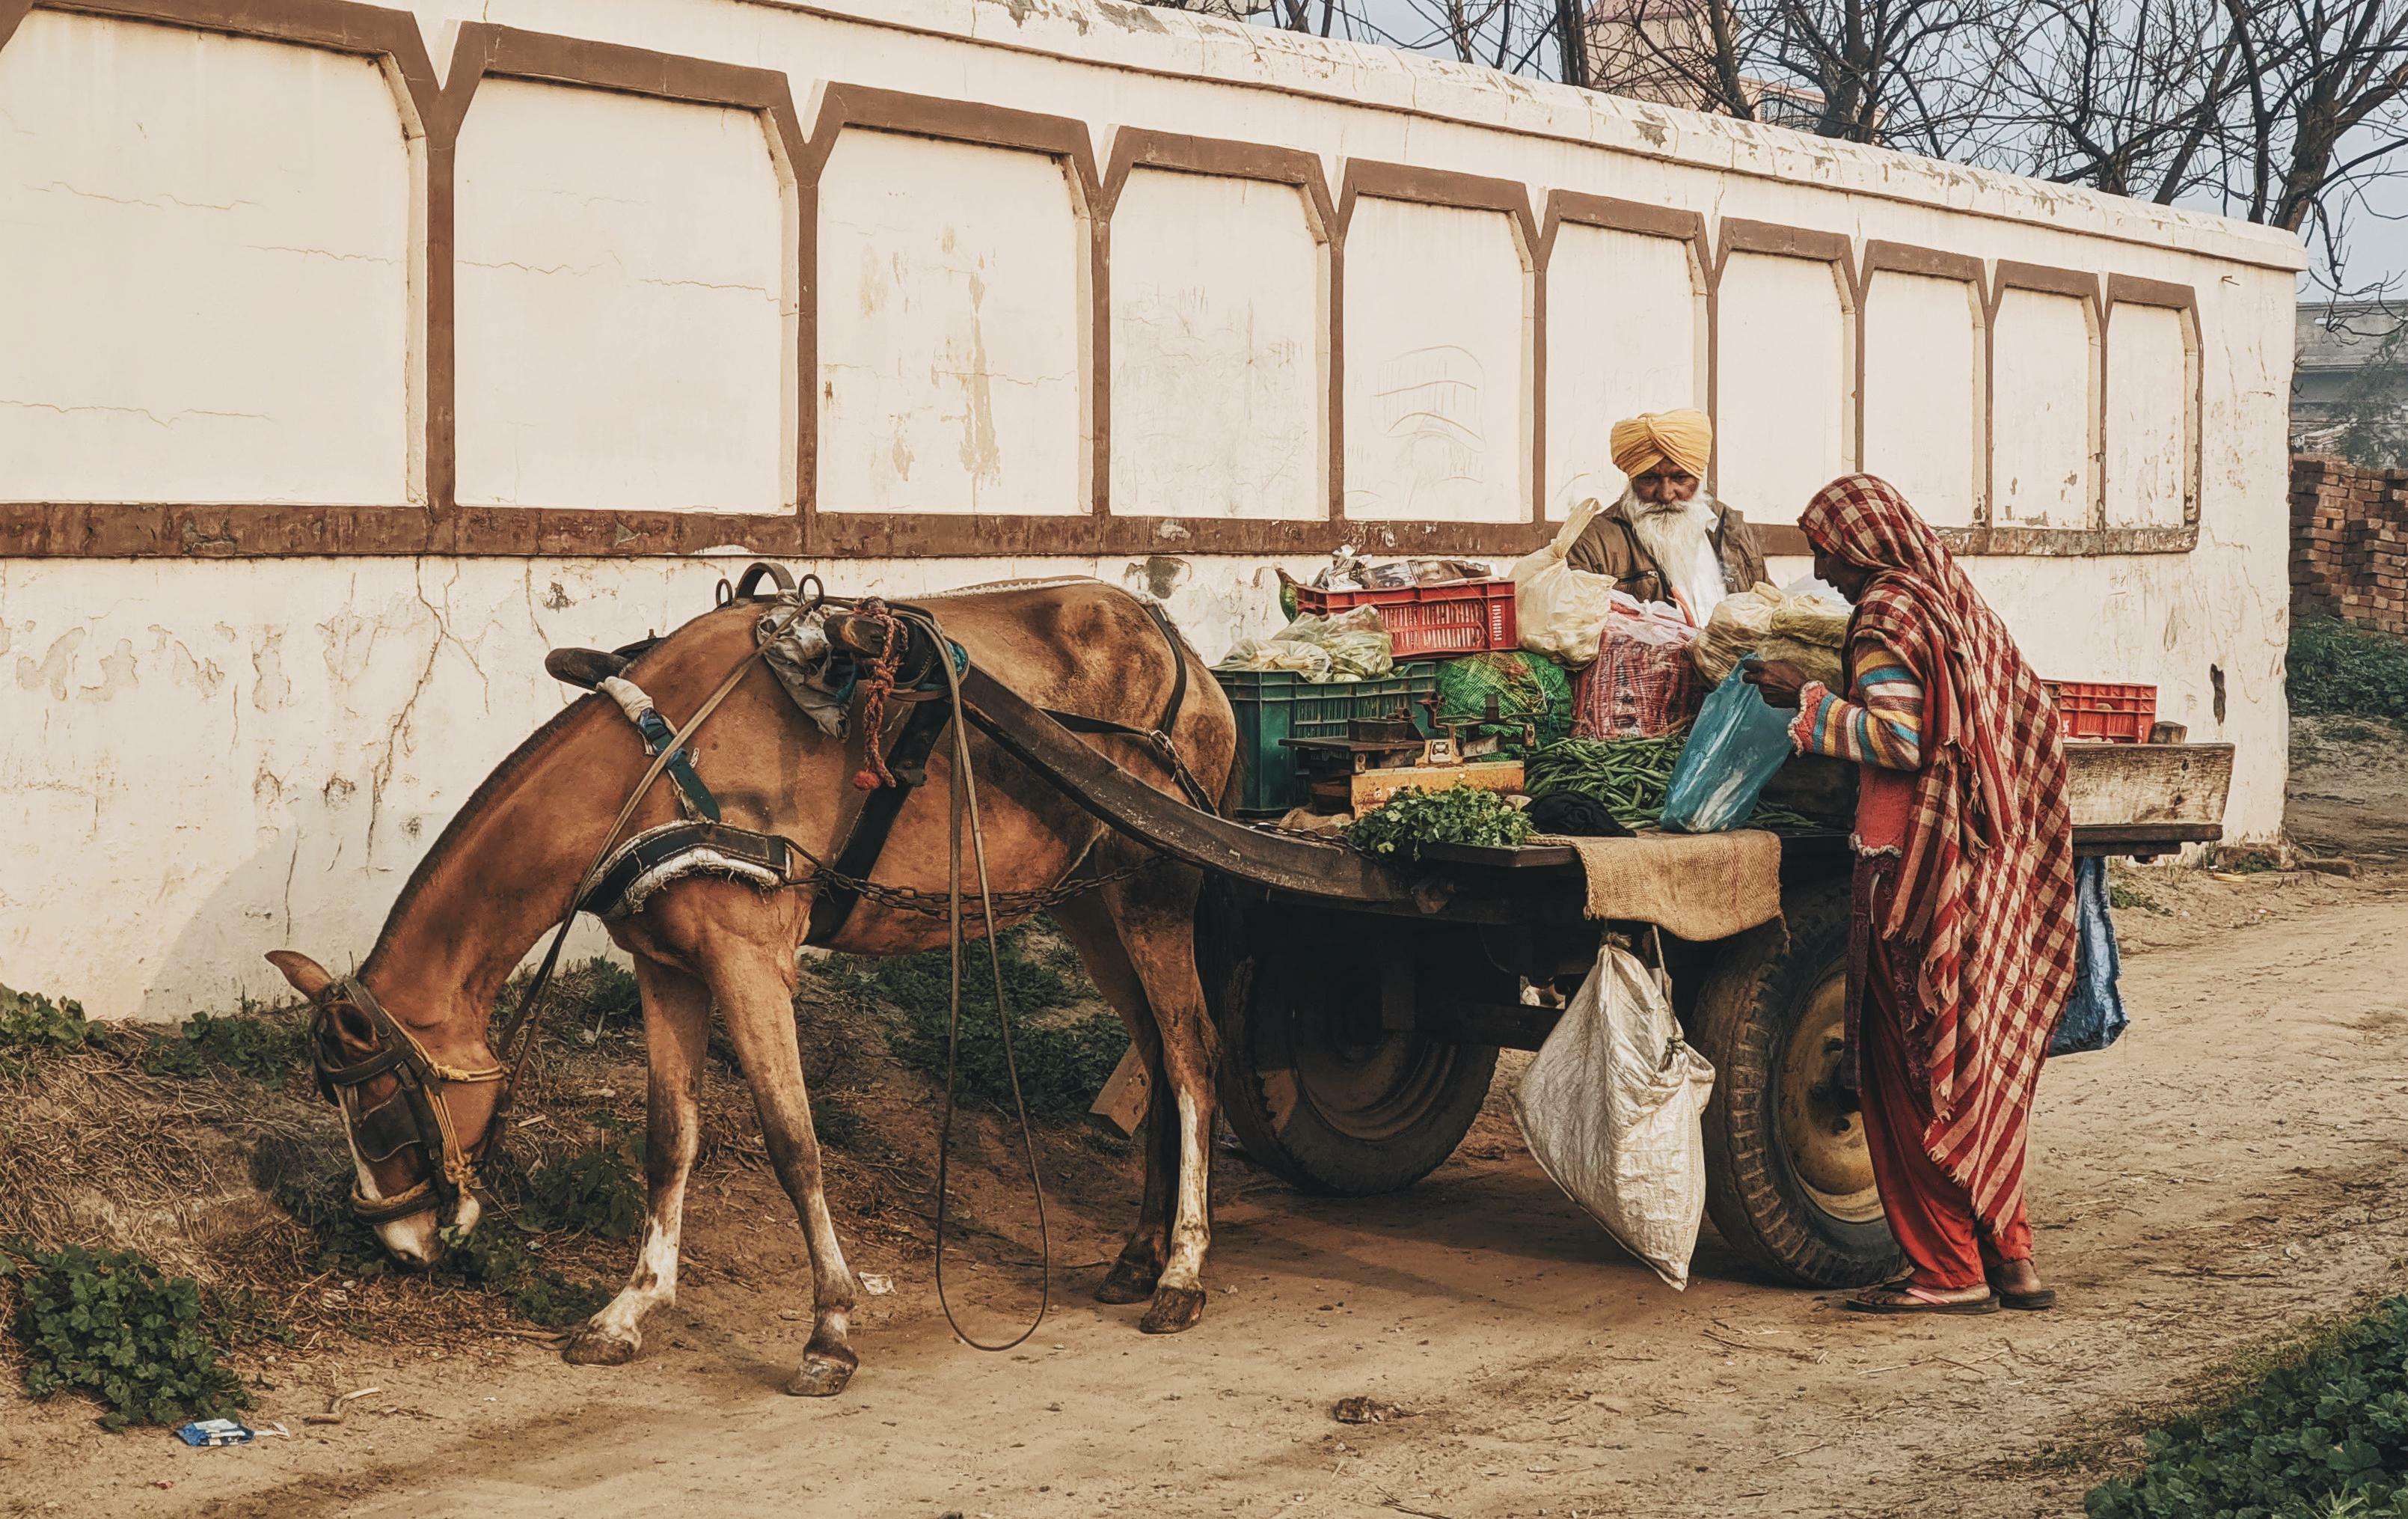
[307,566,1206,1229]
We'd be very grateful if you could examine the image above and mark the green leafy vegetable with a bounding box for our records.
[1344,786,1534,858]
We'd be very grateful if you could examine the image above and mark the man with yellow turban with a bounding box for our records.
[1568,408,1765,621]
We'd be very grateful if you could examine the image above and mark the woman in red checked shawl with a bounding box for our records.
[1743,474,2077,1315]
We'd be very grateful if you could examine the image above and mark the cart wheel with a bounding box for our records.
[1694,877,1905,1288]
[1205,896,1498,1196]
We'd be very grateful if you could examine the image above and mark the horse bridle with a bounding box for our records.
[310,975,509,1226]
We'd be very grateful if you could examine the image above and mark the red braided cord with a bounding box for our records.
[850,599,905,791]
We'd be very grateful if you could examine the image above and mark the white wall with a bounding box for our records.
[1862,271,1982,528]
[1993,289,2100,529]
[0,0,2304,1016]
[1542,225,1704,517]
[454,81,792,513]
[1109,171,1324,521]
[0,11,414,505]
[1715,252,1850,526]
[1341,199,1530,522]
[817,132,1088,516]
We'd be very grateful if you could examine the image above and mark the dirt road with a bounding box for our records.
[9,866,2403,1519]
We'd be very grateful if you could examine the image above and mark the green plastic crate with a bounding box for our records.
[1211,662,1440,816]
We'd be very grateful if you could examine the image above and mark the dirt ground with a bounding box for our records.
[5,744,2407,1518]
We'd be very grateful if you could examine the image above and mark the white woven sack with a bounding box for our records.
[1511,942,1718,1289]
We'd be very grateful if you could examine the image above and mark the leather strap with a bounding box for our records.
[1040,599,1214,814]
[579,820,800,920]
[803,690,956,945]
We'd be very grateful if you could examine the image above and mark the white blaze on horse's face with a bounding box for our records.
[342,1125,446,1267]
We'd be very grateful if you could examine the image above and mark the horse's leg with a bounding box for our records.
[1103,867,1220,1336]
[1050,893,1174,1305]
[702,941,861,1397]
[562,954,710,1367]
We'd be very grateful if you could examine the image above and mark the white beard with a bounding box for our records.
[1623,489,1730,624]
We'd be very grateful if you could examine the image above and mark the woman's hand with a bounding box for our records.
[1739,655,1810,709]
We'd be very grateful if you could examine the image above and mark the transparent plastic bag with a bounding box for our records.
[1217,606,1392,684]
[1510,498,1624,666]
[1661,668,1796,832]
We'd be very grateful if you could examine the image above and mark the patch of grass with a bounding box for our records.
[141,1006,304,1084]
[1,1239,285,1429]
[0,986,103,1075]
[521,1128,645,1242]
[512,957,643,1048]
[826,922,1126,1118]
[2087,1295,2408,1519]
[2291,618,2408,727]
[2109,877,2163,914]
[436,1225,609,1329]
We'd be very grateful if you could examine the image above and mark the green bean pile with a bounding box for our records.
[1524,730,1820,832]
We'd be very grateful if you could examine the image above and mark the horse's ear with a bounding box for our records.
[265,950,334,999]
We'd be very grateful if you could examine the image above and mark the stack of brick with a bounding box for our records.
[2291,454,2408,635]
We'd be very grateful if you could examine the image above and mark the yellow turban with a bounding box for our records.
[1610,409,1712,480]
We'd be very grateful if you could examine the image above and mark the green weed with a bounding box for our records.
[0,986,102,1064]
[826,923,1125,1118]
[2291,619,2408,727]
[2088,1294,2408,1519]
[521,1133,645,1242]
[1,1239,286,1429]
[141,1007,304,1084]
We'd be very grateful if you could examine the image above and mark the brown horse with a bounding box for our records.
[265,578,1239,1396]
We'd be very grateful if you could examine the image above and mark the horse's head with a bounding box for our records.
[266,950,506,1268]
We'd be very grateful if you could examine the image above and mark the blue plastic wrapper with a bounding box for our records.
[175,1419,254,1447]
[2048,856,2128,1057]
[1661,666,1796,833]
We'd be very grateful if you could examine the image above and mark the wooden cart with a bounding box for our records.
[960,666,2232,1288]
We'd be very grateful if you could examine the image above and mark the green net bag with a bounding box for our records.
[1434,652,1573,757]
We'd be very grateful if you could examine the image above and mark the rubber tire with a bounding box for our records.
[1205,893,1499,1197]
[1694,875,1907,1288]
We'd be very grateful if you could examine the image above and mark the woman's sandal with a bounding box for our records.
[1843,1283,2000,1315]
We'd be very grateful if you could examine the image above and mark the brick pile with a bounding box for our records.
[2291,454,2408,634]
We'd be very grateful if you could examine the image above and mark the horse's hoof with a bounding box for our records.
[1138,1284,1207,1335]
[560,1322,640,1367]
[786,1343,858,1398]
[1094,1256,1162,1306]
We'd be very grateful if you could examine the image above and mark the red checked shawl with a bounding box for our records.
[1800,474,2078,1232]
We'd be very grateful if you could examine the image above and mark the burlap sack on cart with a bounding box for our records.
[1511,942,1717,1289]
[1509,497,1623,666]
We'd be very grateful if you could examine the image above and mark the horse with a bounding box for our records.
[264,576,1240,1396]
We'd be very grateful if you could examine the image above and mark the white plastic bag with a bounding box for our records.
[1509,498,1624,666]
[1511,942,1717,1289]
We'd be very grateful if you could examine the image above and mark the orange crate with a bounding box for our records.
[2044,680,2157,743]
[1290,579,1519,658]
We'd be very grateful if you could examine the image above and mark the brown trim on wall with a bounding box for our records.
[1709,219,1861,485]
[433,23,810,547]
[801,83,1107,540]
[1097,129,1336,531]
[1858,241,1989,525]
[1988,262,2106,534]
[1335,161,1540,528]
[1535,193,1712,519]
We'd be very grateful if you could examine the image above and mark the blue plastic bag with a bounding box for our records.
[2049,857,2128,1057]
[1661,667,1796,833]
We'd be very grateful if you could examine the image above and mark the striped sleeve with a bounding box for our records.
[1786,642,1925,771]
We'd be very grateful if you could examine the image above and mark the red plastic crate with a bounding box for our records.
[2044,679,2157,743]
[1290,578,1519,658]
